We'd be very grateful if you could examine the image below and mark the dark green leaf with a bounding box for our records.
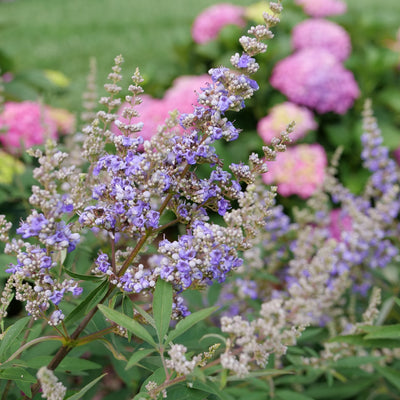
[166,306,218,343]
[0,367,36,382]
[375,366,400,391]
[66,373,107,400]
[332,356,382,368]
[226,369,290,382]
[126,348,155,370]
[64,280,109,326]
[26,356,100,372]
[362,324,400,340]
[133,303,156,328]
[275,390,314,400]
[153,278,173,344]
[0,317,30,361]
[97,305,157,347]
[190,378,233,400]
[304,378,376,399]
[64,268,106,282]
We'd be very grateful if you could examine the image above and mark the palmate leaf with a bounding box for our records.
[97,305,157,347]
[152,278,173,344]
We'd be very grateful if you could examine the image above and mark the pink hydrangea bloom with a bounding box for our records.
[292,19,351,62]
[329,209,352,241]
[163,74,212,114]
[270,49,360,114]
[192,3,246,44]
[294,0,347,18]
[113,75,211,140]
[46,107,76,135]
[257,101,317,144]
[0,101,58,154]
[262,144,327,198]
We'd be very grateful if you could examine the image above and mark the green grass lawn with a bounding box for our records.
[1,0,399,114]
[0,0,255,112]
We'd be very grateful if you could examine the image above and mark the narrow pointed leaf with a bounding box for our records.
[98,305,157,347]
[153,278,172,343]
[66,373,107,400]
[0,317,30,361]
[64,280,109,326]
[64,268,106,282]
[167,306,218,343]
[133,302,156,328]
[375,366,400,391]
[363,324,400,339]
[126,348,155,370]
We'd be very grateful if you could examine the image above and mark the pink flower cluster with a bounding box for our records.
[292,19,351,62]
[270,49,359,114]
[191,3,246,44]
[294,0,347,18]
[262,144,327,198]
[114,74,211,140]
[257,101,317,144]
[0,101,58,154]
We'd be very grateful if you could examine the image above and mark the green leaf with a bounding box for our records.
[126,348,155,370]
[362,324,400,340]
[98,338,127,362]
[190,378,233,400]
[275,390,314,400]
[133,367,166,399]
[153,278,173,344]
[0,317,30,361]
[15,379,32,397]
[395,297,400,308]
[133,303,156,329]
[26,356,100,372]
[97,305,157,347]
[304,378,376,399]
[166,306,218,343]
[225,369,291,381]
[332,356,383,368]
[66,373,107,400]
[0,367,36,382]
[64,267,106,282]
[375,366,400,391]
[64,280,109,326]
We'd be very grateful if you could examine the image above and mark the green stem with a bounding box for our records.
[5,336,64,363]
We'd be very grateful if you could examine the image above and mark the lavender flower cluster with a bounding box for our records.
[0,3,286,325]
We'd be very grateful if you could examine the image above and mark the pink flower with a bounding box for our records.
[192,3,246,44]
[292,19,351,62]
[0,101,58,154]
[163,74,212,114]
[270,49,360,114]
[257,101,317,144]
[294,0,347,18]
[114,95,171,141]
[329,209,352,241]
[113,75,211,140]
[46,107,76,135]
[262,144,327,198]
